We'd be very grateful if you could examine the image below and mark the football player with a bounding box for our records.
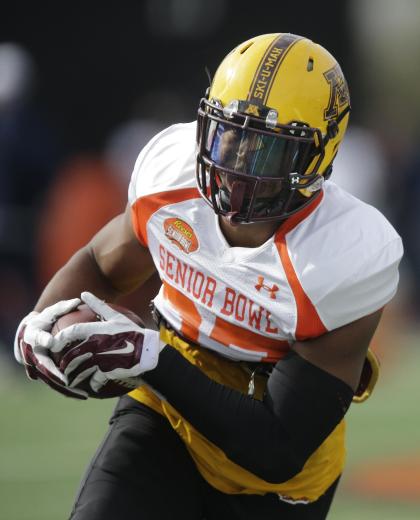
[15,33,403,519]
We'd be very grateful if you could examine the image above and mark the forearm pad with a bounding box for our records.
[143,348,353,482]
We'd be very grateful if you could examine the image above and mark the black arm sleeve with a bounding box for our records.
[142,347,353,483]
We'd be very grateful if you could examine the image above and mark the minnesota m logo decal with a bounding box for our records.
[323,64,350,120]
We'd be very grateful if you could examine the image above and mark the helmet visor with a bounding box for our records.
[205,120,313,180]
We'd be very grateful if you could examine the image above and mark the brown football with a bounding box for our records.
[51,304,98,336]
[51,303,144,335]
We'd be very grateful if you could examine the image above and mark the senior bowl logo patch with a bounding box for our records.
[164,218,199,254]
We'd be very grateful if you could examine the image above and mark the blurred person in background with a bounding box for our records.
[14,33,403,520]
[332,126,387,209]
[349,0,420,324]
[36,157,127,288]
[395,150,420,318]
[0,43,60,366]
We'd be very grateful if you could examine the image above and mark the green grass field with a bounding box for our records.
[1,330,419,519]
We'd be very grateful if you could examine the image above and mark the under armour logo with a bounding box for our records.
[255,276,279,299]
[289,173,300,185]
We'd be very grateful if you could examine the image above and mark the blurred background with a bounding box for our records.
[1,1,419,518]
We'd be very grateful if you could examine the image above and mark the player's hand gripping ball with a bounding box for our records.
[14,298,88,400]
[50,293,164,399]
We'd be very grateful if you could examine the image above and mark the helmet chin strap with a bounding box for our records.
[225,181,247,226]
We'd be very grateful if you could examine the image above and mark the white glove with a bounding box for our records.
[14,299,88,399]
[52,292,166,394]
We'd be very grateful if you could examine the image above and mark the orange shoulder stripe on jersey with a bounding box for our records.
[131,187,201,247]
[274,193,327,340]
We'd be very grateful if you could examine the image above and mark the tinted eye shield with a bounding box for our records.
[197,98,325,178]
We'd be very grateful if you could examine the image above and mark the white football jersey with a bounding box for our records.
[128,122,403,363]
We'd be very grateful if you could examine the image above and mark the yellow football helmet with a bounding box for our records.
[196,33,351,222]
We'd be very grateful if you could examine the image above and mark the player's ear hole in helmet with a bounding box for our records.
[196,33,351,223]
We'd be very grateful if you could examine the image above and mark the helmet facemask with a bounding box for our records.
[196,98,326,223]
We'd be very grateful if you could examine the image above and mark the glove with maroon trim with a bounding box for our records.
[14,299,88,399]
[51,292,166,398]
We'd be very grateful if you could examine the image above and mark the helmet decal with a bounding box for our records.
[247,33,304,106]
[323,64,350,121]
